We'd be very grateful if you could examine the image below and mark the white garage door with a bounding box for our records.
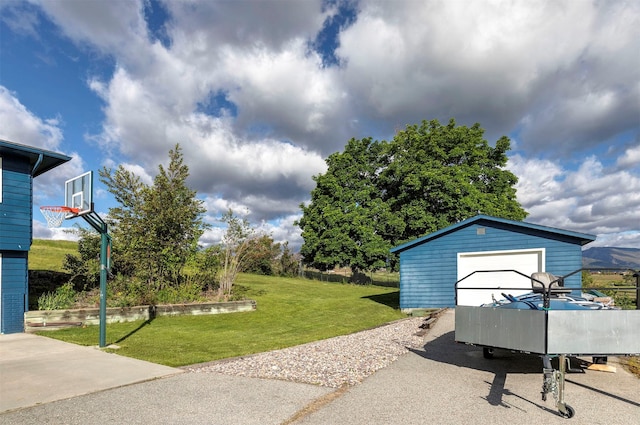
[456,249,544,306]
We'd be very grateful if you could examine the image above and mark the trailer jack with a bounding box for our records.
[542,354,575,419]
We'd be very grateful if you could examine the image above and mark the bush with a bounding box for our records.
[37,282,77,310]
[111,275,158,307]
[613,292,635,310]
[156,277,206,304]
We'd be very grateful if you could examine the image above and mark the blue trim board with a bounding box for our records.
[391,215,596,253]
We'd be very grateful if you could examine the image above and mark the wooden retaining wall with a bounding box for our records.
[24,300,256,332]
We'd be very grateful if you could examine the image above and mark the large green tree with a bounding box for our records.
[298,119,527,272]
[298,137,403,272]
[381,119,526,243]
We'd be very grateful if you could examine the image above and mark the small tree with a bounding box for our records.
[99,144,209,294]
[277,242,300,277]
[63,227,102,288]
[217,210,255,300]
[243,235,281,275]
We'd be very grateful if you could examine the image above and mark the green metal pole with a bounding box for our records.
[99,228,108,347]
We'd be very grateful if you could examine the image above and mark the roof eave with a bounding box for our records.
[0,139,71,177]
[390,214,597,254]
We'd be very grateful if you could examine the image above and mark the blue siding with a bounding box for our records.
[1,155,32,333]
[1,142,70,334]
[1,252,28,333]
[0,156,33,251]
[398,221,586,309]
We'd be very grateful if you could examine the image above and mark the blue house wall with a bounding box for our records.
[0,153,33,249]
[392,215,595,309]
[1,252,29,333]
[1,139,70,334]
[0,154,33,333]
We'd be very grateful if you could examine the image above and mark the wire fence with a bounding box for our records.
[301,268,399,287]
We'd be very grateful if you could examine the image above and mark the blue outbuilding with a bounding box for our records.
[390,215,596,311]
[0,139,71,333]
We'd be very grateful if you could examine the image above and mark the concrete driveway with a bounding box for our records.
[296,310,640,425]
[0,332,182,412]
[1,310,639,424]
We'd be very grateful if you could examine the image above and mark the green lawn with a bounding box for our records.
[37,273,406,367]
[29,239,77,272]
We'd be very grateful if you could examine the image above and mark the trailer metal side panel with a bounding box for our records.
[455,306,546,353]
[456,307,640,356]
[547,310,640,356]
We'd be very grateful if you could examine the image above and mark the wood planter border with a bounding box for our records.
[24,300,256,331]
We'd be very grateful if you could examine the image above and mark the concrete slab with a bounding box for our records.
[0,333,182,413]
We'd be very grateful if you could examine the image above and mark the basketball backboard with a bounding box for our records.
[65,171,93,216]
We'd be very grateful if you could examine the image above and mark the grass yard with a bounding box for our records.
[37,273,406,367]
[29,239,77,272]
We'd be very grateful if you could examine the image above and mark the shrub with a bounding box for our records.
[37,282,77,310]
[107,275,157,307]
[156,277,206,304]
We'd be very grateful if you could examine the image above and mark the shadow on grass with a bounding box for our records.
[111,308,156,345]
[362,291,400,309]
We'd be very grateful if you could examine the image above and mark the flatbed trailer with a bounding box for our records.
[454,269,640,419]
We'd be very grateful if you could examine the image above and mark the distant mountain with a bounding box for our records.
[582,247,640,269]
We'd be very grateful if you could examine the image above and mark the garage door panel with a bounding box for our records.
[457,249,544,306]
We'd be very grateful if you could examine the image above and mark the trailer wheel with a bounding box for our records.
[560,405,575,419]
[483,347,494,359]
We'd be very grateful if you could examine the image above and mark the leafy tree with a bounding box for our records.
[241,237,301,277]
[139,145,208,288]
[99,144,209,291]
[191,246,222,292]
[298,137,403,272]
[381,119,526,243]
[98,162,146,279]
[298,119,527,272]
[243,235,281,275]
[63,227,102,288]
[276,242,300,277]
[217,210,255,299]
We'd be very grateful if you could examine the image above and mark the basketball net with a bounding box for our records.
[40,206,78,228]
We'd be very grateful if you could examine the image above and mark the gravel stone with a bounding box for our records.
[186,317,427,388]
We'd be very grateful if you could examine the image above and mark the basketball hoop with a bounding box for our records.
[40,206,79,228]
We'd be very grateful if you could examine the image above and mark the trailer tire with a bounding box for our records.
[483,347,494,359]
[560,405,575,419]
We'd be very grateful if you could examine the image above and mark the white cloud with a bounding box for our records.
[337,0,640,152]
[164,0,326,51]
[510,152,640,245]
[33,220,79,241]
[121,163,153,186]
[33,0,149,61]
[7,0,639,249]
[0,86,63,150]
[617,144,640,170]
[1,0,41,37]
[0,86,86,201]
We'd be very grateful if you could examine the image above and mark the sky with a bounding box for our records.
[0,0,638,251]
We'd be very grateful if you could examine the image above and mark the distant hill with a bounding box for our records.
[583,247,640,269]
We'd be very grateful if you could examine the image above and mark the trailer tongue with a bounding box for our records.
[455,269,640,419]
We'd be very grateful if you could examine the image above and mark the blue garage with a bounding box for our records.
[390,215,596,311]
[0,139,70,334]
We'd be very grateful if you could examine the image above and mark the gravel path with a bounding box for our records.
[186,317,428,388]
